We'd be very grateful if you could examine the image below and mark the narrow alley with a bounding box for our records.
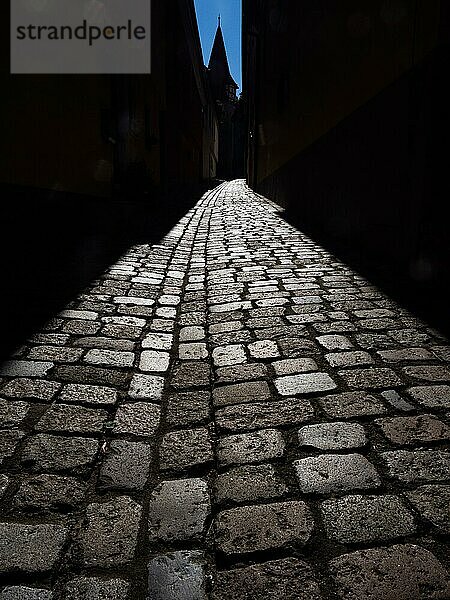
[0,180,449,599]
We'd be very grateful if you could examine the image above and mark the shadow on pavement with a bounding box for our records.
[0,184,212,362]
[281,208,450,340]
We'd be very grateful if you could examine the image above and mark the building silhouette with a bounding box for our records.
[243,0,450,334]
[0,0,219,356]
[208,18,240,179]
[1,0,218,201]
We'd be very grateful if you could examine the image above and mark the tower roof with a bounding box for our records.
[208,19,238,89]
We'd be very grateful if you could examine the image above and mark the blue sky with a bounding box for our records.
[193,0,242,92]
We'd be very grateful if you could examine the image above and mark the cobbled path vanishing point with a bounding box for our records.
[0,180,449,599]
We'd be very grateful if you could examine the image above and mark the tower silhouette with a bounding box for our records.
[208,17,239,178]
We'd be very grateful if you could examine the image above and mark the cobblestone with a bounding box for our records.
[73,336,135,351]
[404,364,450,382]
[212,330,253,346]
[210,321,243,334]
[298,422,367,450]
[216,397,314,432]
[58,383,118,406]
[378,347,435,362]
[215,501,314,554]
[102,315,145,327]
[0,400,29,427]
[275,372,337,396]
[179,343,208,361]
[381,389,415,411]
[62,320,101,335]
[356,332,397,349]
[1,181,450,596]
[101,324,142,339]
[321,494,416,544]
[27,345,83,363]
[79,496,141,567]
[114,295,154,306]
[36,404,108,433]
[248,339,280,358]
[407,384,450,408]
[13,474,86,512]
[147,551,207,600]
[339,367,403,388]
[375,414,450,445]
[212,344,247,367]
[272,358,318,376]
[179,326,205,341]
[215,363,269,383]
[432,345,450,361]
[325,351,374,368]
[113,402,161,437]
[218,429,285,466]
[211,558,322,600]
[128,373,165,401]
[314,321,356,334]
[329,544,450,599]
[62,578,130,600]
[294,453,381,494]
[406,485,450,533]
[213,380,271,407]
[170,361,210,388]
[148,478,210,542]
[215,464,288,503]
[277,337,319,357]
[0,588,52,600]
[53,365,129,387]
[139,349,170,372]
[84,349,134,368]
[381,449,450,483]
[0,523,68,573]
[254,324,307,340]
[165,390,210,426]
[99,440,153,490]
[142,332,173,350]
[318,391,387,418]
[159,428,213,471]
[21,434,99,474]
[0,430,25,461]
[60,309,98,320]
[0,474,9,498]
[317,335,354,350]
[180,312,205,326]
[0,378,60,401]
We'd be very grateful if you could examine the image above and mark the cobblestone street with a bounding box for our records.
[1,180,449,599]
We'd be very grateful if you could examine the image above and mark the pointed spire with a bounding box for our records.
[208,17,238,91]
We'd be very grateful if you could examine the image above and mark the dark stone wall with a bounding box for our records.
[0,1,212,197]
[0,0,217,359]
[256,45,450,335]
